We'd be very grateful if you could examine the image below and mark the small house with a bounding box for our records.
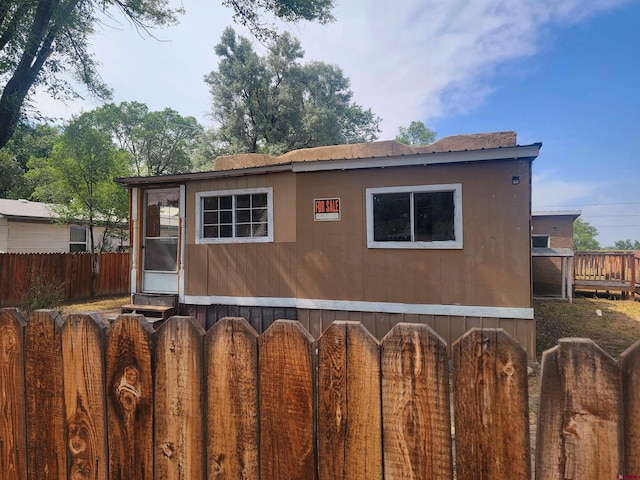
[0,198,127,253]
[116,131,541,360]
[531,210,581,300]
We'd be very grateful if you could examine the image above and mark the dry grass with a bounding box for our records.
[535,295,640,360]
[60,294,129,315]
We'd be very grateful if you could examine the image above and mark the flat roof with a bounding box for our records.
[532,210,581,218]
[115,133,542,188]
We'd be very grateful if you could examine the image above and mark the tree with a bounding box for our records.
[26,112,130,297]
[0,121,59,198]
[573,218,600,251]
[0,0,334,151]
[612,239,640,250]
[223,0,334,39]
[91,102,203,176]
[205,28,380,155]
[395,121,437,146]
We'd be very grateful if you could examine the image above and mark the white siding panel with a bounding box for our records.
[0,218,8,252]
[7,221,69,253]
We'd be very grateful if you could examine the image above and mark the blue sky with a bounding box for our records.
[33,0,640,246]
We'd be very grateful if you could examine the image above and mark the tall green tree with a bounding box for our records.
[0,121,59,198]
[26,112,130,296]
[573,218,601,251]
[395,121,437,146]
[205,28,380,155]
[0,0,334,150]
[91,102,203,176]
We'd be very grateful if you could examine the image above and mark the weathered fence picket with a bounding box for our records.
[0,309,27,480]
[205,317,259,480]
[62,313,109,479]
[2,308,640,479]
[381,322,453,479]
[453,328,531,480]
[259,320,316,480]
[25,310,66,479]
[317,321,382,479]
[622,341,640,475]
[536,338,622,478]
[155,316,205,479]
[106,314,154,480]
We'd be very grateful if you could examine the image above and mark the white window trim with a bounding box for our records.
[531,234,550,248]
[196,187,274,244]
[366,183,463,249]
[69,225,88,252]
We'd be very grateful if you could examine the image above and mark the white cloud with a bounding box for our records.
[31,0,630,137]
[289,0,631,137]
[532,172,597,210]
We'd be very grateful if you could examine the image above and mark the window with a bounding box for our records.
[531,235,550,248]
[196,187,273,244]
[144,189,179,272]
[366,184,462,249]
[70,226,87,252]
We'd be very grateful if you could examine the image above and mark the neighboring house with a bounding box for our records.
[116,131,541,360]
[0,198,127,253]
[531,210,581,300]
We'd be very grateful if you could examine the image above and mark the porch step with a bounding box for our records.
[120,304,176,321]
[121,293,178,322]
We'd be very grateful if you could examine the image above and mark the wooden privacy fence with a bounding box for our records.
[0,252,130,306]
[1,310,639,479]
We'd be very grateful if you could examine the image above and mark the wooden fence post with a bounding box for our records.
[621,339,640,476]
[536,338,622,479]
[453,328,530,480]
[259,320,316,480]
[0,308,27,480]
[62,313,109,479]
[317,321,382,479]
[206,317,259,480]
[154,316,205,480]
[25,310,66,480]
[106,314,154,480]
[381,323,453,479]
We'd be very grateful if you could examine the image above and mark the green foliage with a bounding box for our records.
[26,112,131,295]
[205,28,381,155]
[395,121,437,146]
[0,0,334,149]
[573,218,601,251]
[0,122,59,198]
[222,0,334,39]
[90,102,203,176]
[0,0,183,148]
[612,239,640,250]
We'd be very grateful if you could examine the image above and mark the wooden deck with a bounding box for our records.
[573,251,640,298]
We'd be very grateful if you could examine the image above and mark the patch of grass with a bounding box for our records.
[535,296,640,360]
[61,294,130,315]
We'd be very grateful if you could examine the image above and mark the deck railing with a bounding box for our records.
[573,251,639,296]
